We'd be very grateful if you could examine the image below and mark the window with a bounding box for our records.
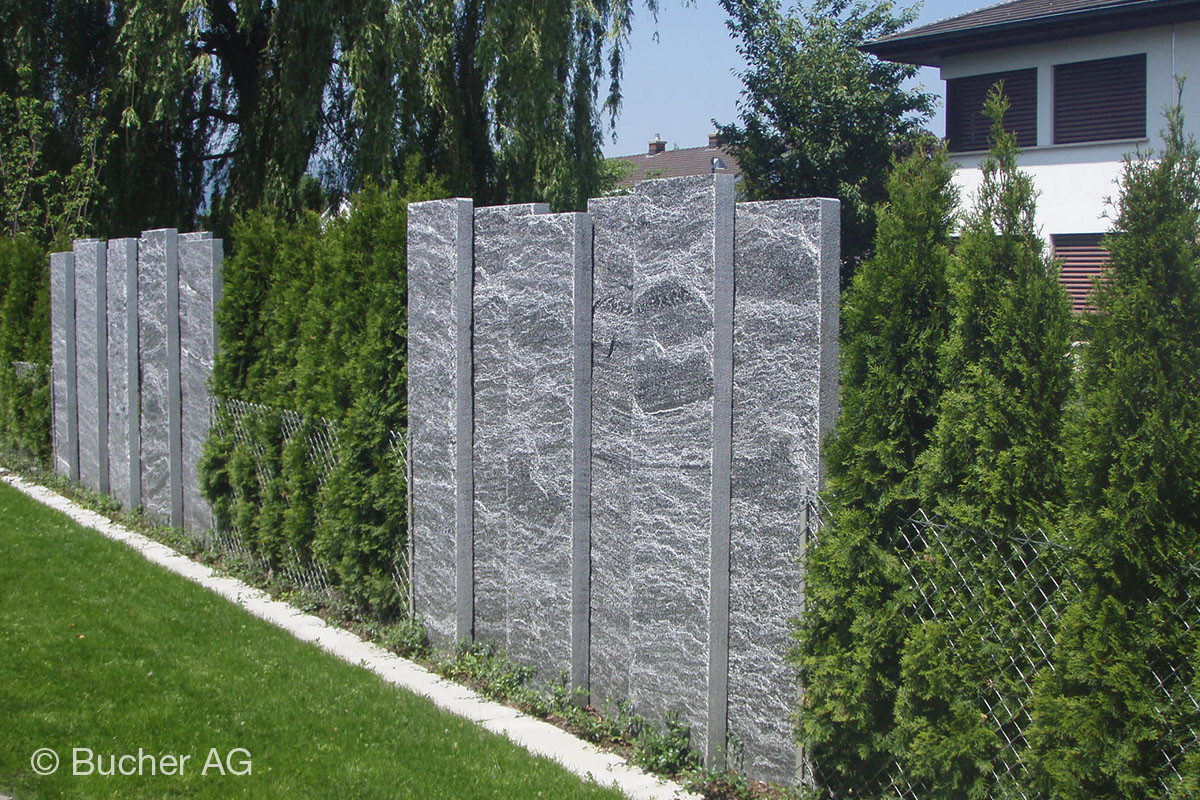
[947,68,1037,152]
[1052,233,1110,312]
[1054,54,1146,144]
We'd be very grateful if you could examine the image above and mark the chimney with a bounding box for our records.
[708,132,723,148]
[648,134,666,155]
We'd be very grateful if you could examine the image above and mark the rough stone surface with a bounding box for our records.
[727,198,839,783]
[585,194,635,709]
[106,239,139,509]
[478,208,579,681]
[472,203,547,648]
[179,233,222,530]
[592,175,729,754]
[50,252,77,479]
[138,229,176,520]
[408,199,472,647]
[74,239,107,494]
[404,177,842,785]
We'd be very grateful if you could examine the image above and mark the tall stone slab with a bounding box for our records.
[138,228,179,522]
[106,239,140,509]
[179,232,222,530]
[476,208,585,682]
[471,203,547,646]
[408,199,473,647]
[591,175,735,756]
[727,198,839,782]
[74,239,108,494]
[50,251,78,480]
[585,193,636,708]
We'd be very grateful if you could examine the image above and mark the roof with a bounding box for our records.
[862,0,1200,66]
[609,144,740,188]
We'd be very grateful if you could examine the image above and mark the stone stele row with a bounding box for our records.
[50,230,223,532]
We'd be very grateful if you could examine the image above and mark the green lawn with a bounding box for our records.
[0,481,625,799]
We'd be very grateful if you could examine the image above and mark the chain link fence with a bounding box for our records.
[801,506,1200,799]
[212,397,412,610]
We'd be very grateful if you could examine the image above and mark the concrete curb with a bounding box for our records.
[1,472,698,800]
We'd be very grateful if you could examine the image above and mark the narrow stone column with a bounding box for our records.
[138,228,180,522]
[472,203,548,646]
[50,251,78,480]
[179,232,222,530]
[727,198,840,783]
[408,198,473,647]
[106,239,140,509]
[589,174,735,758]
[570,214,594,701]
[74,239,108,495]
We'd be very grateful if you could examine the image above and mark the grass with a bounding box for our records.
[0,480,627,799]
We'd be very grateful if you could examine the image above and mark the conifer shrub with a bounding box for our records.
[893,88,1072,798]
[200,173,443,620]
[0,235,51,464]
[1029,99,1200,800]
[799,143,956,791]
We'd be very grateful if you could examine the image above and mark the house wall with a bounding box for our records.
[940,21,1200,237]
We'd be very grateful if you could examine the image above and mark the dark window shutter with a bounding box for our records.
[1054,54,1146,144]
[1052,233,1110,312]
[947,68,1037,152]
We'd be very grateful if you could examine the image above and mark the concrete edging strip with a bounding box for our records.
[1,471,697,800]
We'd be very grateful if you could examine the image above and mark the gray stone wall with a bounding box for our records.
[106,239,140,510]
[74,239,108,495]
[50,252,77,480]
[407,198,472,648]
[50,230,222,530]
[179,233,222,531]
[407,176,840,783]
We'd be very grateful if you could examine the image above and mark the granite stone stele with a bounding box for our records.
[178,232,223,530]
[407,198,473,648]
[50,251,78,480]
[74,239,108,494]
[106,238,140,510]
[476,206,584,683]
[138,228,179,521]
[727,198,839,783]
[406,176,841,784]
[472,203,548,648]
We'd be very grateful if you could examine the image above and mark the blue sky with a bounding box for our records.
[602,0,985,156]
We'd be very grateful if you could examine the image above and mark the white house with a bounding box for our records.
[863,0,1200,310]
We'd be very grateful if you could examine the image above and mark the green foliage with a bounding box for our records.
[918,88,1073,533]
[1029,97,1200,800]
[0,235,50,464]
[886,88,1071,798]
[0,90,110,246]
[799,145,956,791]
[718,0,934,278]
[111,0,657,221]
[201,174,443,620]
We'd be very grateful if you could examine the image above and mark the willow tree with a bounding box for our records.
[114,0,652,222]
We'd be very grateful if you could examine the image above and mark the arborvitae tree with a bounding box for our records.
[894,89,1073,798]
[799,144,956,792]
[918,89,1073,533]
[1030,101,1200,800]
[0,235,50,462]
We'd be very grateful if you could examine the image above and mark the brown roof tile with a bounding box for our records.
[610,144,741,188]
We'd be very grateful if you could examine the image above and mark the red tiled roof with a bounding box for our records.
[610,144,741,188]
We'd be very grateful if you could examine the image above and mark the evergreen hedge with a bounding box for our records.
[799,144,956,792]
[200,175,444,620]
[1029,101,1200,800]
[0,235,51,464]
